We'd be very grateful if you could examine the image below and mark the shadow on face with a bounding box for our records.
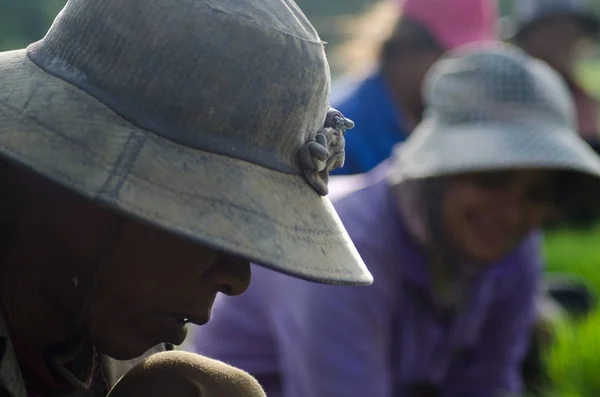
[441,169,557,263]
[0,159,251,360]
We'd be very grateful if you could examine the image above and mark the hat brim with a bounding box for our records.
[393,120,600,180]
[0,49,372,286]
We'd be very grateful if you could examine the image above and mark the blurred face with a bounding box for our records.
[386,45,444,125]
[406,50,443,112]
[442,170,556,263]
[521,15,587,77]
[0,164,251,360]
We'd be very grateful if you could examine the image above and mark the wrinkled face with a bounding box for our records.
[0,163,251,360]
[442,170,556,263]
[521,15,587,77]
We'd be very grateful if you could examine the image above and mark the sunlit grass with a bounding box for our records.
[577,59,600,97]
[543,225,600,293]
[540,223,600,396]
[543,310,600,397]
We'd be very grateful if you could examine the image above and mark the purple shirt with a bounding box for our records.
[192,174,541,397]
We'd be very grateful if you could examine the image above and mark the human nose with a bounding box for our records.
[501,201,521,222]
[497,191,525,227]
[209,254,252,296]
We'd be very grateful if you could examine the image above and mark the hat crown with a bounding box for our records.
[422,42,576,132]
[27,0,330,173]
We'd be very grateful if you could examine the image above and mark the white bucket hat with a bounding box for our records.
[391,41,600,182]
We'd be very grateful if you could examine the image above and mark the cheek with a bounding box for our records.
[442,187,488,231]
[18,200,114,274]
[55,208,119,269]
[525,205,552,228]
[7,201,118,321]
[88,219,220,318]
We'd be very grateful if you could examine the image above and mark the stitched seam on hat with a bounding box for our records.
[98,131,148,199]
[0,101,115,195]
[205,5,323,45]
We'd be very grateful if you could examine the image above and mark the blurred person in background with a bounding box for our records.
[191,42,600,397]
[503,0,600,150]
[329,0,498,175]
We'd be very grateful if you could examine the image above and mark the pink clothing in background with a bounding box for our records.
[398,0,498,49]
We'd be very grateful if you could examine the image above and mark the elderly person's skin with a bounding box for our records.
[0,160,250,361]
[0,159,267,397]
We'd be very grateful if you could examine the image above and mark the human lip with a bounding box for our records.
[155,315,188,346]
[171,312,211,327]
[473,217,508,248]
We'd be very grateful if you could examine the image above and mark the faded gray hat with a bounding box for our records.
[391,41,600,182]
[0,0,372,285]
[501,0,600,40]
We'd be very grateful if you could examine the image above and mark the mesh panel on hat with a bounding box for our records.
[423,44,575,129]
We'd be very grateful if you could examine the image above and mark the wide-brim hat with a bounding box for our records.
[390,41,600,184]
[0,0,372,285]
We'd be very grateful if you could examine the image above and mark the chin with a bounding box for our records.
[470,247,511,265]
[94,337,161,361]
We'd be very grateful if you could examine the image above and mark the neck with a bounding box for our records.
[0,261,85,353]
[391,178,477,309]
